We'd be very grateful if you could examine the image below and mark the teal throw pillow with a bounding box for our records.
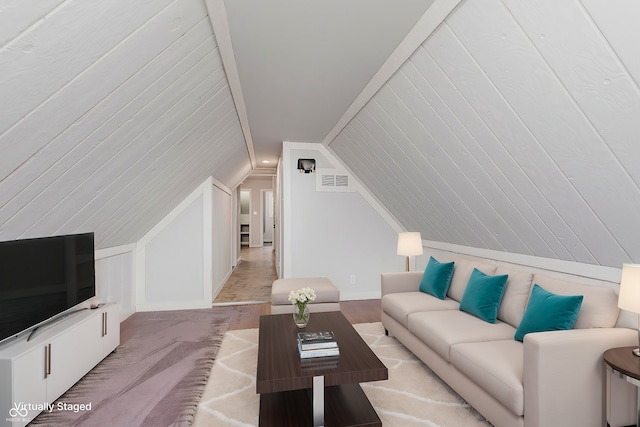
[459,268,509,323]
[514,284,583,342]
[419,256,455,300]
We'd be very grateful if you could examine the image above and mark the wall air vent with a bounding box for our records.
[316,169,356,192]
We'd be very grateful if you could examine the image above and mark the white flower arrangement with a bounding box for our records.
[289,287,316,327]
[288,287,316,306]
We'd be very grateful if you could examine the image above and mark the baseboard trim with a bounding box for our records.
[211,301,267,307]
[340,291,381,301]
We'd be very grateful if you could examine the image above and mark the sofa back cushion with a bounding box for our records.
[532,273,620,329]
[447,259,497,302]
[496,267,534,328]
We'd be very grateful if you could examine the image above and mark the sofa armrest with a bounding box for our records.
[381,272,423,296]
[523,327,637,427]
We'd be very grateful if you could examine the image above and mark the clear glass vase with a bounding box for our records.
[293,304,310,328]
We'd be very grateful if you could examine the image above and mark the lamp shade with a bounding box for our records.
[397,232,423,256]
[618,264,640,313]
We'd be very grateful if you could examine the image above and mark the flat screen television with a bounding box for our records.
[0,232,96,344]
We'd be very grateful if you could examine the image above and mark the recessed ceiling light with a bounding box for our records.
[262,160,270,164]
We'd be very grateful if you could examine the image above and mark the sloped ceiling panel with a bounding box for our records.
[330,0,640,268]
[223,0,435,161]
[0,0,250,249]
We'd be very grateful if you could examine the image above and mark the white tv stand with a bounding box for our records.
[0,303,119,427]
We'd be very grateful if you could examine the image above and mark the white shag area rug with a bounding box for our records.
[193,322,493,427]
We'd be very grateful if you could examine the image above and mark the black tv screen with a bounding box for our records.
[0,232,96,343]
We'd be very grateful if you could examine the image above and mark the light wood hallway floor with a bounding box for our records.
[214,246,277,304]
[208,246,381,331]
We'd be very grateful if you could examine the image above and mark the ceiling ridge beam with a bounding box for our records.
[321,0,463,148]
[205,0,256,169]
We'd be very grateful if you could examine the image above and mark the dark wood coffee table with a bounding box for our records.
[256,311,388,426]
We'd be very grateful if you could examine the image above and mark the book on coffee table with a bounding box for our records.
[297,331,337,350]
[298,345,340,359]
[297,331,340,359]
[300,355,339,368]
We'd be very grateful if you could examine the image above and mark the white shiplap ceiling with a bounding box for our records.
[0,0,252,248]
[1,0,640,270]
[0,0,434,249]
[330,0,640,268]
[221,0,435,164]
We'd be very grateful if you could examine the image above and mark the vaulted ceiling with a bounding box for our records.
[330,0,640,268]
[1,0,639,268]
[0,0,250,248]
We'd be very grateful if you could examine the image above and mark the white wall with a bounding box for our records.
[95,245,136,321]
[135,178,214,311]
[276,158,284,278]
[416,240,624,284]
[94,176,233,317]
[282,142,405,300]
[212,184,233,295]
[143,194,206,305]
[231,187,241,266]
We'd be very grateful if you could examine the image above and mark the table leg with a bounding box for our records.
[313,376,324,427]
[624,372,640,427]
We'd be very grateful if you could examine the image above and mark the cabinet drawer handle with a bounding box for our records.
[102,312,108,337]
[44,343,52,378]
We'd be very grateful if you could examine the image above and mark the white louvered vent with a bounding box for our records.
[316,169,356,192]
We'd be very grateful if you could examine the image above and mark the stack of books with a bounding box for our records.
[297,331,339,359]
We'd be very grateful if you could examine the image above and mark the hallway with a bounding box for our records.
[209,246,381,328]
[213,246,277,304]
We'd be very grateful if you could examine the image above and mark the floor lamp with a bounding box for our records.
[619,264,640,356]
[397,232,423,272]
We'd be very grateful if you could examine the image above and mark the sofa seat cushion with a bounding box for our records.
[450,340,524,416]
[408,310,516,362]
[382,292,459,328]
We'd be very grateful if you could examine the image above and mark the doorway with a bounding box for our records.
[240,189,250,247]
[262,190,274,246]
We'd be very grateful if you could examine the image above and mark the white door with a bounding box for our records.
[262,190,274,244]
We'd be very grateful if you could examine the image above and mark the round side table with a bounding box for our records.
[604,346,640,427]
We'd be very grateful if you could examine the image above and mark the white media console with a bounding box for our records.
[0,303,119,427]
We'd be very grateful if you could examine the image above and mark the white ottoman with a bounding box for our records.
[271,277,340,314]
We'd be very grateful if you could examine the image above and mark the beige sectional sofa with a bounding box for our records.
[381,255,638,427]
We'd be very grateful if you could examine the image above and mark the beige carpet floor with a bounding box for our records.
[193,322,493,427]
